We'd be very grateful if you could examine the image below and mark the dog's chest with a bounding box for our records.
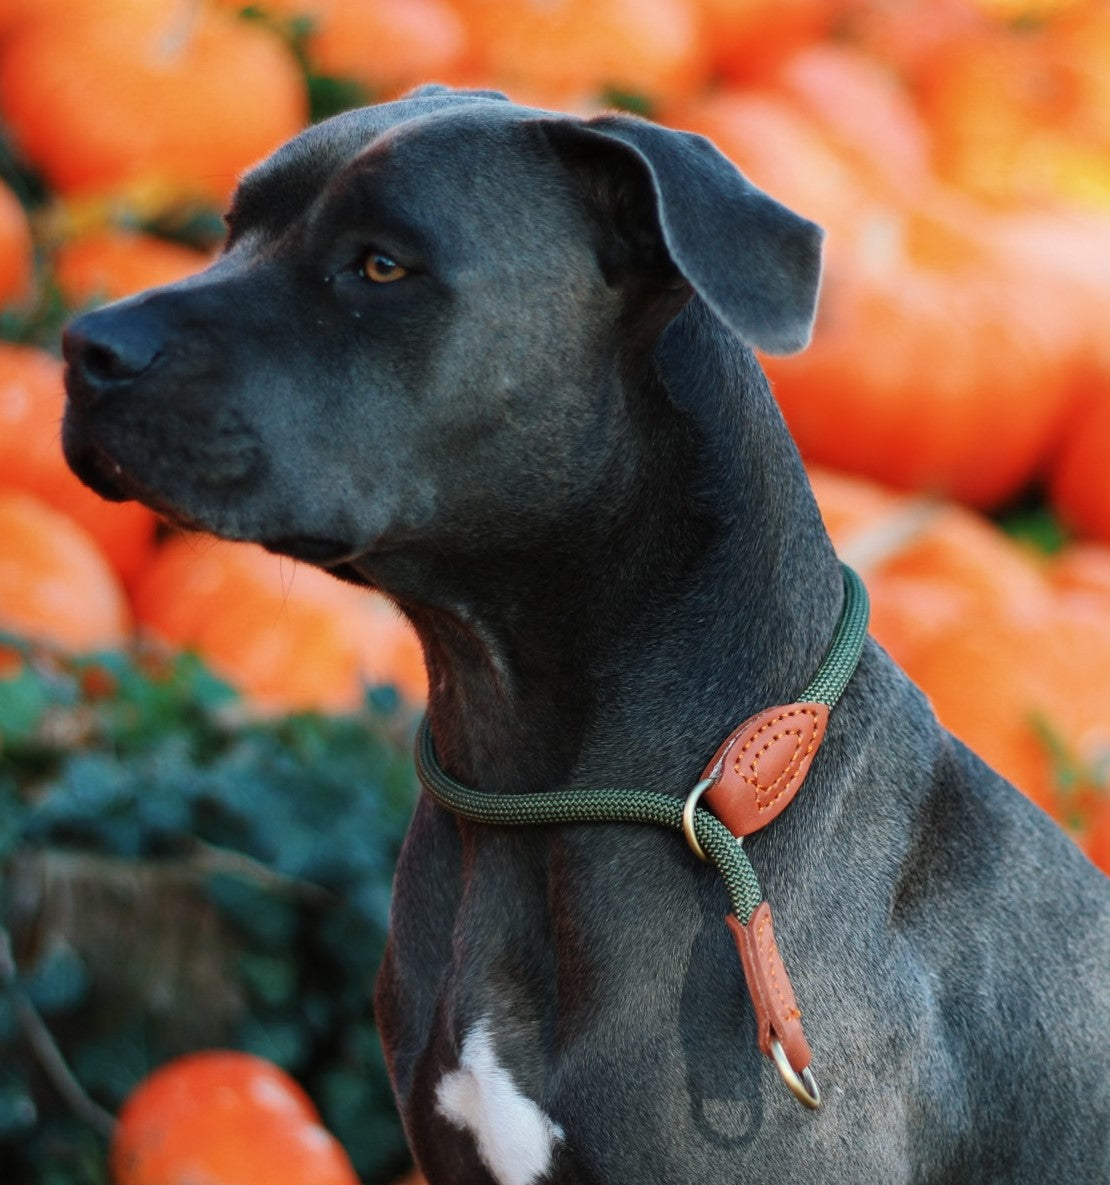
[424,1016,565,1185]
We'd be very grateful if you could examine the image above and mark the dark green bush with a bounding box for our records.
[0,635,418,1184]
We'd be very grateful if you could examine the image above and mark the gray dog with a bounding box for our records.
[61,86,1109,1183]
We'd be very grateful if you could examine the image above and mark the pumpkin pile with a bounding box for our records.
[1,1,1109,1175]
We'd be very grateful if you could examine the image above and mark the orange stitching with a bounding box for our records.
[731,707,821,810]
[756,913,800,1026]
[749,728,806,801]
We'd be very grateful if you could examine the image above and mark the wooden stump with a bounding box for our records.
[5,847,246,1052]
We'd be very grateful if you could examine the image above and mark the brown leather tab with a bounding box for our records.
[727,903,812,1074]
[700,702,828,838]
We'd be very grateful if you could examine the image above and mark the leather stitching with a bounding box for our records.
[756,909,801,1028]
[731,707,822,811]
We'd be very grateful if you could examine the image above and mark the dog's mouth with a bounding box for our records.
[66,436,211,538]
[259,536,360,565]
[62,417,146,505]
[72,444,356,564]
[63,402,362,567]
[61,407,228,538]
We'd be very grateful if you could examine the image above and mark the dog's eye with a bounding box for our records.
[360,252,408,283]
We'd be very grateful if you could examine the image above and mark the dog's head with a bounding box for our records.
[62,86,822,571]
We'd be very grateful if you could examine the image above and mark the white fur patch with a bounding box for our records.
[435,1018,564,1185]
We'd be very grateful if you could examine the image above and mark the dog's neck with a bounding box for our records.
[350,303,843,795]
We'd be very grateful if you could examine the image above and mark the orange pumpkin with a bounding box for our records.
[837,0,988,85]
[770,43,933,197]
[304,0,467,94]
[904,603,1110,827]
[53,229,210,306]
[455,0,705,109]
[232,0,468,96]
[0,0,134,35]
[989,206,1110,539]
[1086,800,1110,876]
[674,60,1100,509]
[917,10,1110,209]
[696,0,840,84]
[0,490,130,653]
[1051,542,1110,610]
[112,1051,359,1185]
[900,611,1058,816]
[0,0,307,207]
[809,466,1050,670]
[131,535,426,712]
[1050,388,1110,544]
[762,190,1081,508]
[0,342,158,585]
[808,466,1110,828]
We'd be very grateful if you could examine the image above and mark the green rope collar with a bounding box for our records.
[414,563,870,930]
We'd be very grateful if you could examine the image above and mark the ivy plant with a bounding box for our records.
[0,635,419,1184]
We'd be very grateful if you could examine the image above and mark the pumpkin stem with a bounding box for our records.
[835,497,942,574]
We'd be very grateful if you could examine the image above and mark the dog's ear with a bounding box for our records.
[540,114,823,355]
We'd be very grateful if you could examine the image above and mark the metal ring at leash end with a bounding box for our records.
[770,1039,822,1110]
[682,778,715,861]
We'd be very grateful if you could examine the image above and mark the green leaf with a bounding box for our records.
[996,502,1070,556]
[0,276,76,352]
[26,754,144,856]
[0,664,49,746]
[238,952,298,1008]
[16,1116,112,1185]
[0,1073,38,1139]
[24,942,90,1016]
[235,1013,310,1070]
[308,74,371,123]
[204,873,299,948]
[0,993,20,1043]
[70,1022,156,1108]
[598,87,656,118]
[0,777,27,860]
[317,1064,410,1180]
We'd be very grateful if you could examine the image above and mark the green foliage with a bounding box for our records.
[0,131,50,212]
[307,74,374,124]
[598,87,657,118]
[0,276,75,354]
[138,203,230,254]
[1030,712,1109,833]
[0,636,419,1183]
[995,494,1071,556]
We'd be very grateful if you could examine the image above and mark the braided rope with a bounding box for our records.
[416,722,766,919]
[801,564,870,708]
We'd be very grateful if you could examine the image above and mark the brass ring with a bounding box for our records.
[682,778,715,862]
[770,1039,822,1110]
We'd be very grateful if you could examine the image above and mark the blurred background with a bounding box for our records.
[0,1,1108,1181]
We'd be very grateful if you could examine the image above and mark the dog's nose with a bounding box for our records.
[62,306,163,406]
